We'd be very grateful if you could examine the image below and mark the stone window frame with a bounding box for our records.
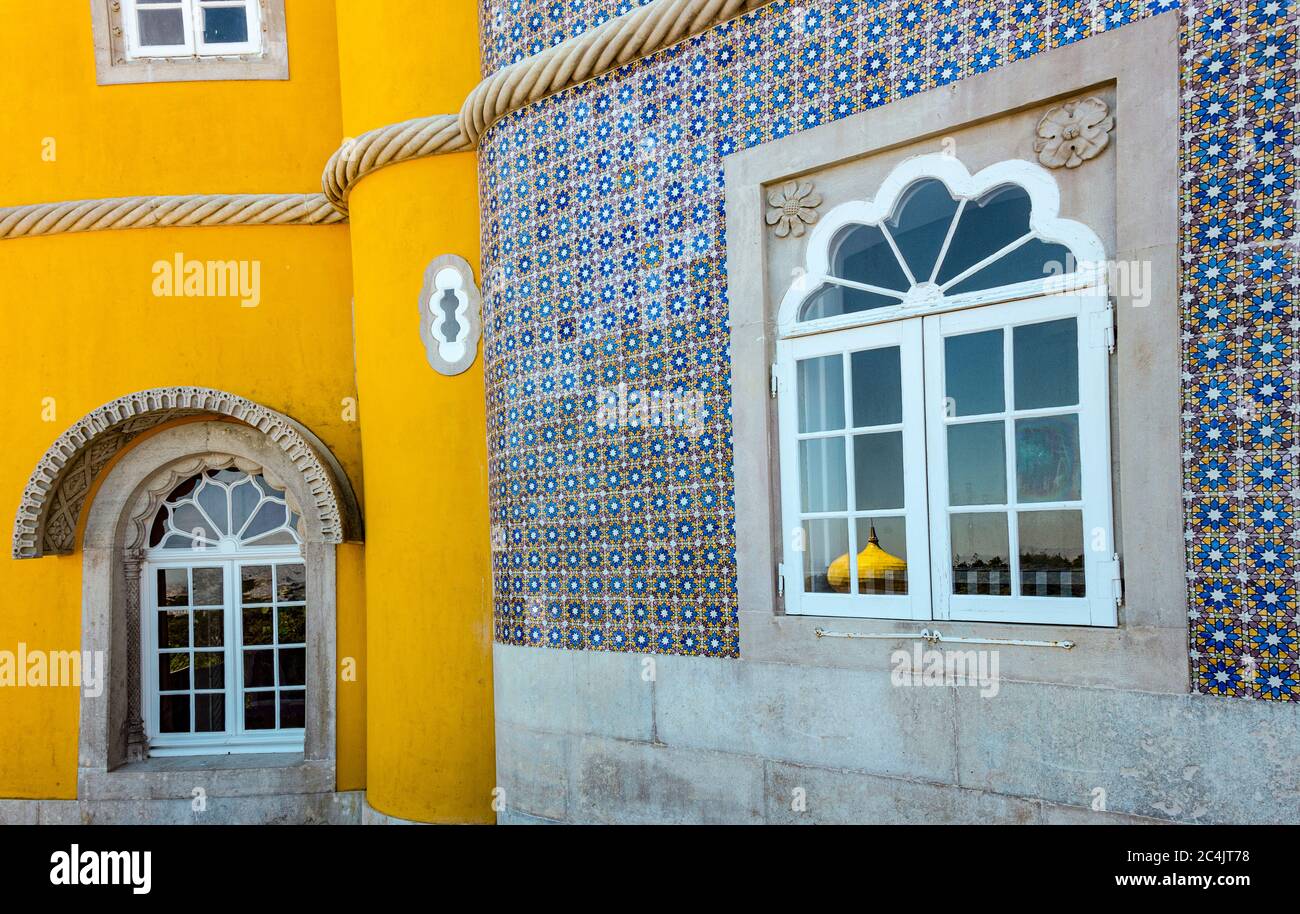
[91,0,289,86]
[78,420,337,802]
[724,13,1186,692]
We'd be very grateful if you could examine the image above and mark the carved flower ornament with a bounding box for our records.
[1034,97,1114,169]
[766,180,822,238]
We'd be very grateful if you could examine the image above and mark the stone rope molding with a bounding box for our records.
[0,0,773,237]
[12,387,364,560]
[0,192,343,241]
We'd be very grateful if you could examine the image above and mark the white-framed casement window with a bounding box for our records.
[122,0,262,59]
[776,154,1118,627]
[143,468,306,756]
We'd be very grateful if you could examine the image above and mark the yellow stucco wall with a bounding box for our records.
[0,1,369,796]
[336,0,496,823]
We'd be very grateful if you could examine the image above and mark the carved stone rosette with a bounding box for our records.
[1034,97,1114,169]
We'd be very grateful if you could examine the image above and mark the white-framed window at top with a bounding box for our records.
[143,468,307,756]
[776,154,1119,626]
[123,0,262,59]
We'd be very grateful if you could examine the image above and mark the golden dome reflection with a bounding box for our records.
[826,524,907,594]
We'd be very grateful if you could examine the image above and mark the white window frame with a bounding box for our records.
[775,154,1117,627]
[143,552,306,756]
[121,0,263,61]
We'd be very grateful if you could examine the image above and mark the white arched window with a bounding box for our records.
[776,155,1117,626]
[144,468,307,755]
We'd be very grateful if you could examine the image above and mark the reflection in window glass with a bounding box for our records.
[886,178,961,281]
[830,223,910,290]
[853,432,904,511]
[944,329,1004,416]
[796,355,845,432]
[850,347,903,427]
[935,184,1033,285]
[803,519,849,594]
[1018,510,1086,597]
[947,422,1007,506]
[799,438,848,512]
[1014,318,1079,409]
[1015,415,1081,503]
[799,283,902,321]
[950,513,1011,595]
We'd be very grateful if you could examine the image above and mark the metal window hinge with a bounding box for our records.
[776,563,786,600]
[770,362,779,399]
[1092,299,1116,354]
[1104,552,1123,608]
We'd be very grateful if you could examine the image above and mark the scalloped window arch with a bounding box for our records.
[780,156,1106,334]
[774,155,1116,628]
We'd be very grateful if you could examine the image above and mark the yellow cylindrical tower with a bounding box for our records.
[335,0,494,823]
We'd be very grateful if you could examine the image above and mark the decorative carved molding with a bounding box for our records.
[765,180,822,238]
[1034,97,1114,169]
[12,387,362,559]
[418,254,482,376]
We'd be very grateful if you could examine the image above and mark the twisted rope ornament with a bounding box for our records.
[1,0,774,236]
[0,192,343,241]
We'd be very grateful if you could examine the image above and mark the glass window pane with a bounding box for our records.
[853,432,904,511]
[853,517,908,594]
[159,694,190,734]
[798,283,901,321]
[944,329,1004,416]
[278,605,306,644]
[137,8,186,46]
[277,564,306,603]
[230,479,261,534]
[1015,415,1081,502]
[196,481,229,535]
[799,437,848,512]
[241,565,273,604]
[1018,510,1087,597]
[887,178,961,282]
[244,692,276,730]
[1013,318,1079,409]
[796,355,845,432]
[157,568,188,607]
[193,650,225,689]
[192,567,223,606]
[830,223,910,290]
[242,606,273,645]
[243,649,275,687]
[279,648,306,686]
[803,518,849,594]
[193,609,224,647]
[194,693,225,733]
[158,610,189,650]
[202,6,250,44]
[242,500,288,541]
[936,184,1033,284]
[947,422,1007,505]
[950,512,1011,595]
[279,691,306,729]
[946,238,1075,296]
[850,347,902,426]
[158,653,190,691]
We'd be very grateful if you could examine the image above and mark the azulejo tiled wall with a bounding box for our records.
[478,0,655,75]
[478,0,1300,700]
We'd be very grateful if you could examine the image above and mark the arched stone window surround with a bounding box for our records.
[13,387,362,561]
[72,416,357,802]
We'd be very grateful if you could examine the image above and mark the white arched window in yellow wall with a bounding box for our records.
[775,154,1119,627]
[144,469,307,756]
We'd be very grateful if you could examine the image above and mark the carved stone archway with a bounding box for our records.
[13,387,363,560]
